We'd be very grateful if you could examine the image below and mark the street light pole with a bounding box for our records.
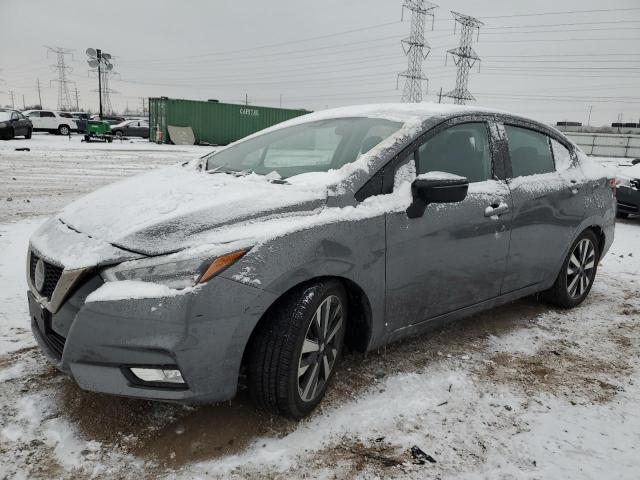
[97,49,103,120]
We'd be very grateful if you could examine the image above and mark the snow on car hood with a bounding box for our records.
[59,165,328,256]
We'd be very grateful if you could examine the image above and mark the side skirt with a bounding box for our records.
[386,283,544,345]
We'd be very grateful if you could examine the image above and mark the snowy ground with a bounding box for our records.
[0,136,638,479]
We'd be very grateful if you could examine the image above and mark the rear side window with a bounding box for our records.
[505,125,555,177]
[40,111,55,118]
[417,122,492,183]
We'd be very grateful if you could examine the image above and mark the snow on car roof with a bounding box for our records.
[281,102,506,126]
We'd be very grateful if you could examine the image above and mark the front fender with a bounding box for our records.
[219,216,387,351]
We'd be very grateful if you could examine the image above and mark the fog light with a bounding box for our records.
[130,367,185,384]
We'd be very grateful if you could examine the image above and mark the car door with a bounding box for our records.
[10,112,25,135]
[40,111,57,130]
[385,119,512,332]
[501,122,587,292]
[16,112,30,135]
[26,111,42,129]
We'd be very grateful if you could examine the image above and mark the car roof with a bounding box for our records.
[295,103,507,123]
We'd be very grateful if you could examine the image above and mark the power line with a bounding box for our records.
[480,6,640,19]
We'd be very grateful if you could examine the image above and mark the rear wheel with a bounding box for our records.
[1,128,13,140]
[542,230,599,308]
[58,125,70,136]
[247,280,347,419]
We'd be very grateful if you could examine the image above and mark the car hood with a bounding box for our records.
[59,165,328,256]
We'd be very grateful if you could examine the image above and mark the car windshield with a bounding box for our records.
[0,112,11,121]
[204,117,402,179]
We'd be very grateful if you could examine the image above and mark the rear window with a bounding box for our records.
[505,125,555,177]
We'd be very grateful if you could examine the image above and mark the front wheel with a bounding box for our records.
[247,280,347,419]
[542,230,599,308]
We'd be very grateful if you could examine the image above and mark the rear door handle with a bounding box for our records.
[484,202,509,217]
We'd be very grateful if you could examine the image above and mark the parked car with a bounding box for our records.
[110,119,150,138]
[70,112,90,133]
[615,162,640,218]
[26,104,616,419]
[89,114,125,125]
[0,109,32,140]
[23,110,77,135]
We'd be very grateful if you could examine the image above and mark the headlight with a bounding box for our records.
[100,249,248,289]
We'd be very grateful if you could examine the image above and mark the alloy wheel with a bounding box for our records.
[297,295,343,402]
[566,238,596,299]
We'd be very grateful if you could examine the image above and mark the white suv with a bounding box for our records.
[23,110,78,135]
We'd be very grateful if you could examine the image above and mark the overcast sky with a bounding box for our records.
[1,0,638,125]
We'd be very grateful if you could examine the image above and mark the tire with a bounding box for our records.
[247,280,347,419]
[58,125,70,136]
[541,229,600,308]
[2,128,14,140]
[25,128,32,139]
[616,210,629,219]
[114,130,123,139]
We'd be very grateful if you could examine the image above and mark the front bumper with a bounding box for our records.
[617,185,640,215]
[28,272,277,403]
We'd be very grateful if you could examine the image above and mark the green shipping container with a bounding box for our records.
[148,97,310,145]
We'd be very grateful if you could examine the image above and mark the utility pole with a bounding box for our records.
[398,0,438,103]
[46,46,75,111]
[245,93,248,105]
[9,90,15,109]
[22,94,26,110]
[444,11,484,105]
[587,105,593,126]
[36,78,43,107]
[74,87,80,111]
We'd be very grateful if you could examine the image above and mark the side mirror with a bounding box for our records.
[406,172,469,219]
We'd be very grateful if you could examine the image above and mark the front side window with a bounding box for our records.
[205,117,402,179]
[505,125,555,177]
[26,111,40,118]
[417,122,492,183]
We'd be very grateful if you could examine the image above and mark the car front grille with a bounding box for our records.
[34,312,66,360]
[30,253,64,299]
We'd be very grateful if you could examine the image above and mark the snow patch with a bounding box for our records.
[85,280,196,302]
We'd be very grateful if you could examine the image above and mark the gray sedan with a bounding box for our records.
[26,104,615,419]
[110,119,149,138]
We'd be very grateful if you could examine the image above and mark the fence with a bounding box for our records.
[564,132,640,159]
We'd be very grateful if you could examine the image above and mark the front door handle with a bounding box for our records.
[484,202,509,217]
